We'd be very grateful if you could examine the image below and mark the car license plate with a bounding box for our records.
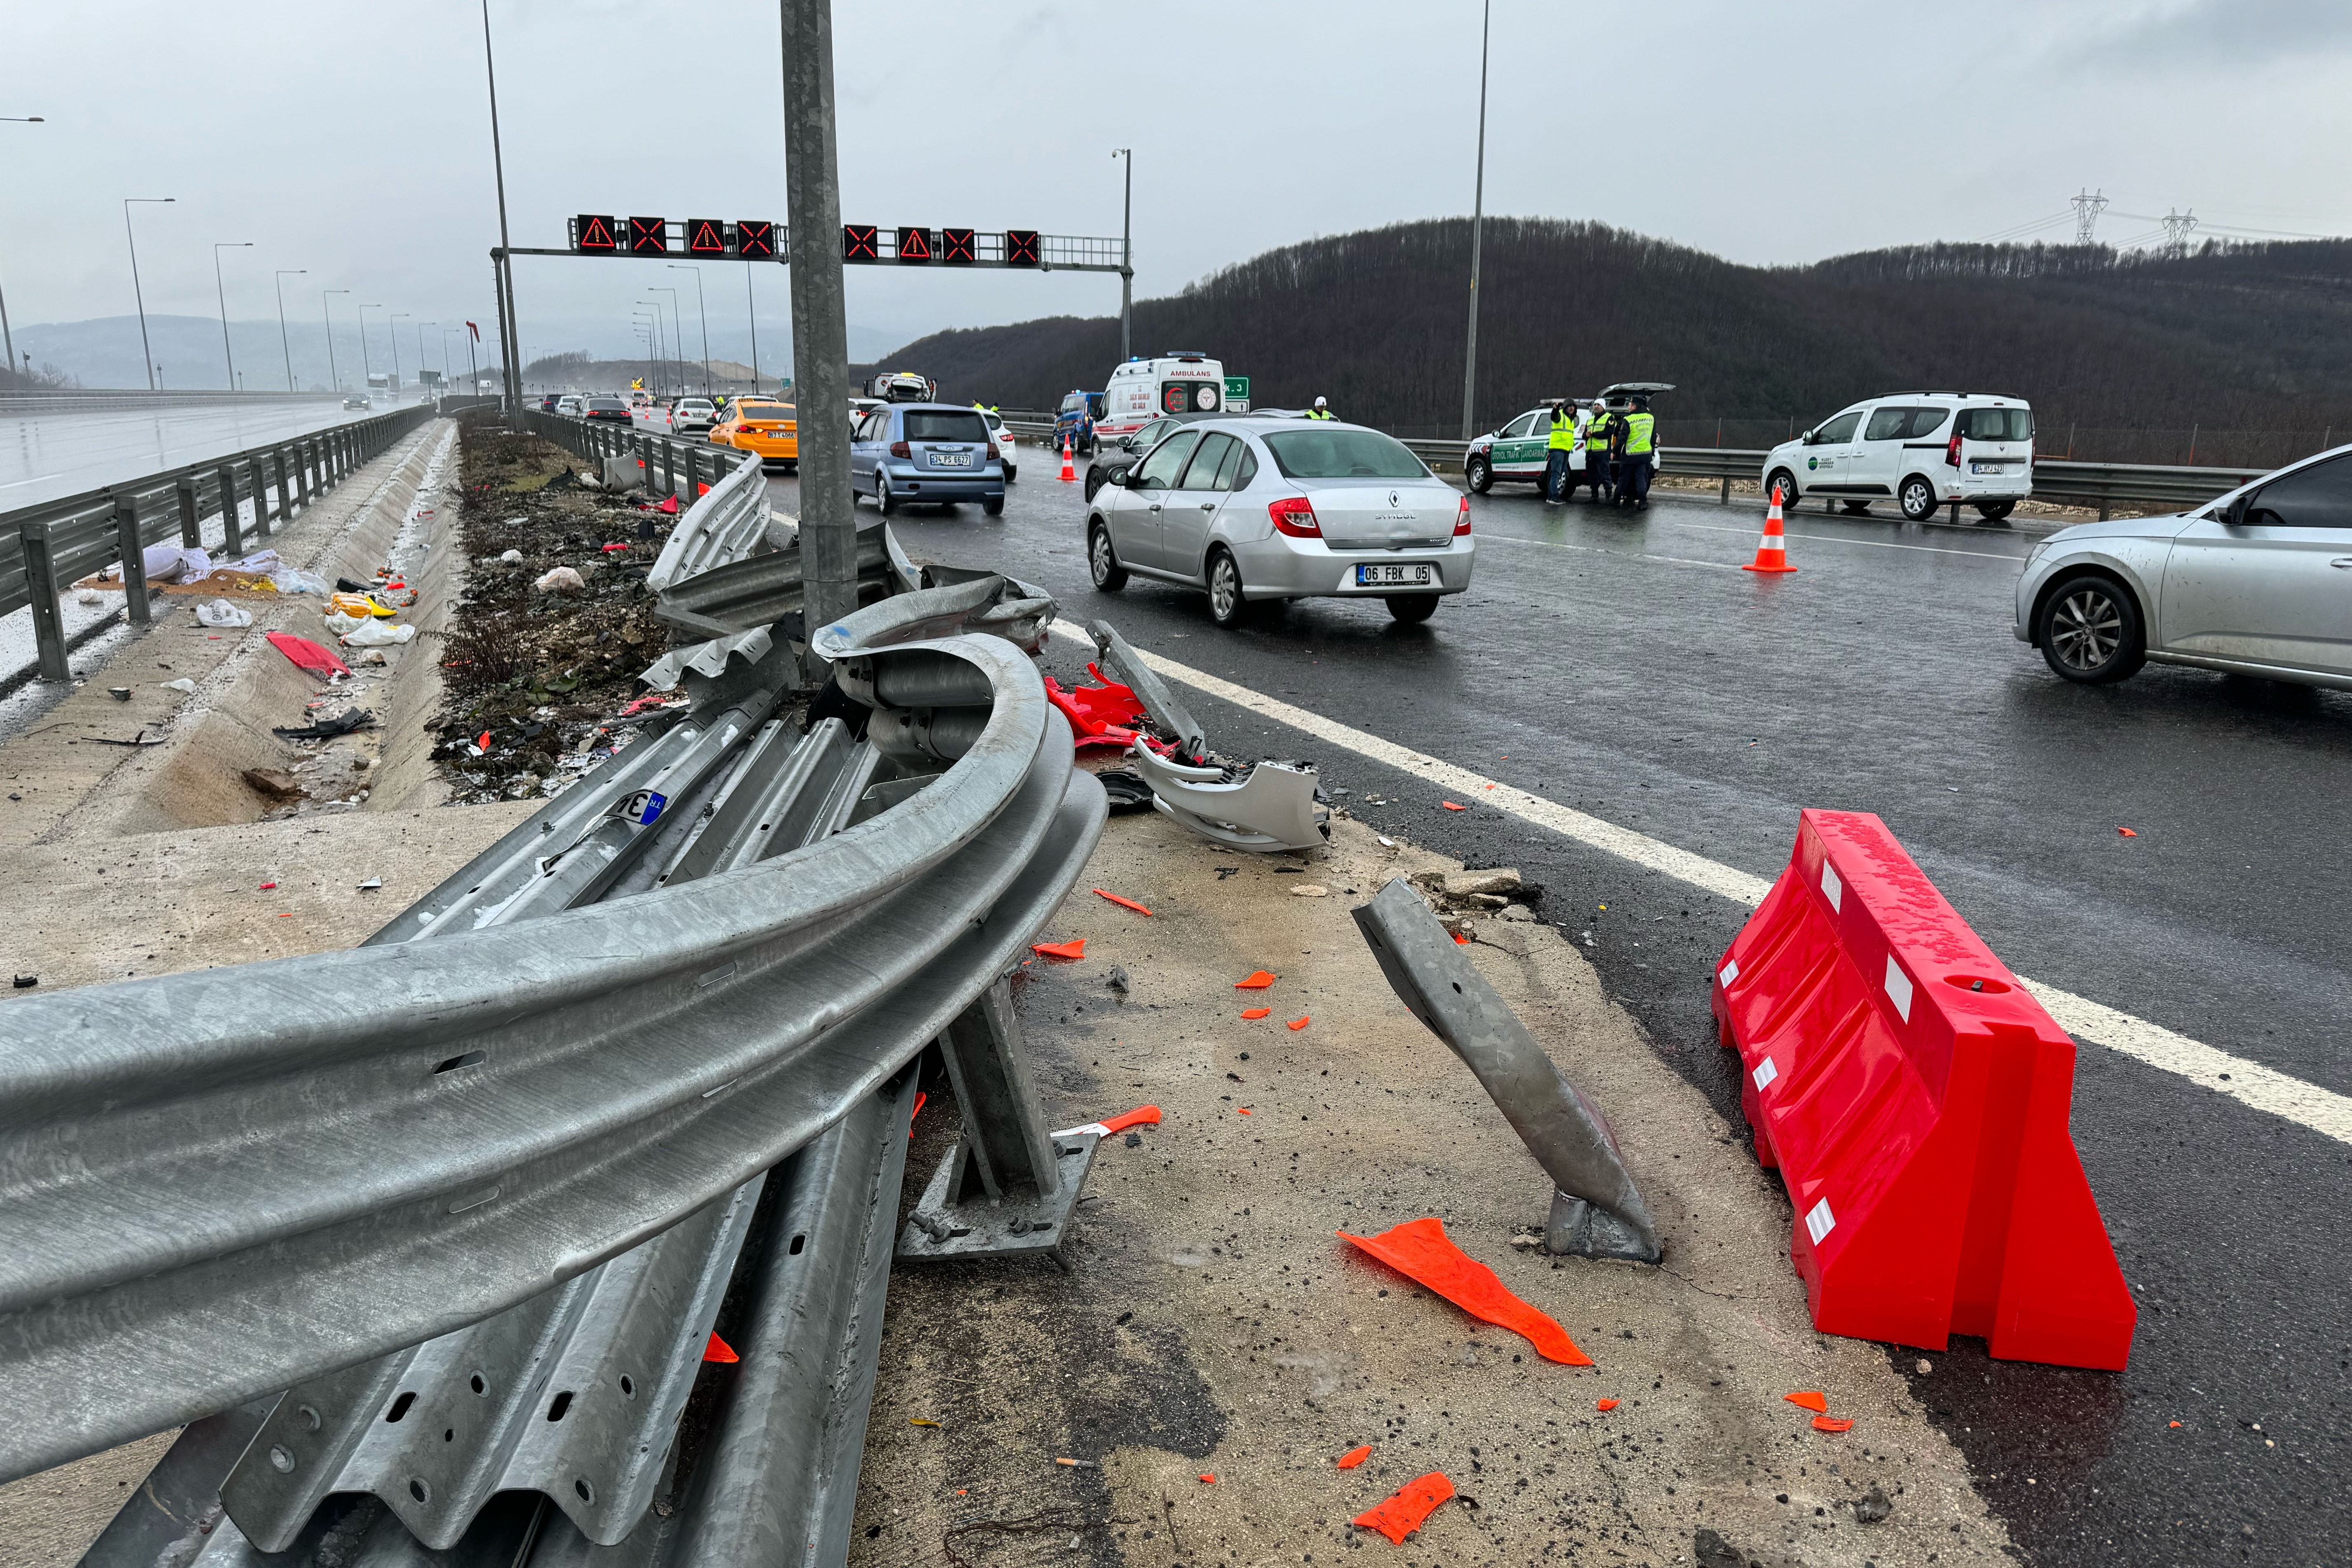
[1355,564,1431,587]
[1970,461,2007,474]
[931,453,972,468]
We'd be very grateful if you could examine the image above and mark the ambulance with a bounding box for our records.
[1098,352,1231,439]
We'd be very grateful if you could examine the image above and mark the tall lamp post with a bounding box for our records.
[780,0,854,633]
[358,303,383,392]
[322,289,349,392]
[635,306,665,392]
[274,270,306,390]
[418,321,436,392]
[743,256,761,394]
[667,264,711,394]
[122,197,175,391]
[212,241,253,391]
[1112,147,1133,361]
[389,312,408,399]
[650,287,683,392]
[479,0,522,415]
[0,117,43,380]
[1458,0,1491,441]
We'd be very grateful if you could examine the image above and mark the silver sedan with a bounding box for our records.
[1086,418,1473,628]
[2014,443,2352,688]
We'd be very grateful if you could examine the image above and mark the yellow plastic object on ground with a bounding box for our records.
[328,593,397,620]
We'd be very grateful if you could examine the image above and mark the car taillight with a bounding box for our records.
[1945,432,1962,468]
[1454,495,1472,536]
[987,440,1000,459]
[1268,495,1321,537]
[889,440,910,458]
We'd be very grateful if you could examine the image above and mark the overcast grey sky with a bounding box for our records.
[5,0,2348,366]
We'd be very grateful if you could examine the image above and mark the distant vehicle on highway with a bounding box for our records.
[864,371,937,404]
[583,396,631,424]
[1099,352,1226,441]
[2015,443,2352,689]
[1086,416,1472,628]
[711,398,797,471]
[536,394,559,412]
[978,408,1017,481]
[849,402,1005,516]
[556,395,584,417]
[1055,390,1105,456]
[1460,384,1670,494]
[342,394,369,411]
[1765,393,2033,523]
[670,398,718,434]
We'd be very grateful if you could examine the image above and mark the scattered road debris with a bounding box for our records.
[1105,965,1131,994]
[1813,1416,1855,1433]
[264,632,349,677]
[2117,826,2139,837]
[1855,1483,1894,1522]
[1596,1398,1620,1411]
[1241,1008,1271,1020]
[1440,800,1466,812]
[1051,1105,1161,1139]
[1051,1457,1097,1469]
[1336,1444,1373,1469]
[1031,938,1086,960]
[1351,1471,1457,1545]
[1337,1216,1592,1365]
[11,976,37,990]
[702,1332,738,1364]
[272,708,375,741]
[1784,1391,1827,1412]
[1234,970,1276,989]
[1287,1016,1310,1030]
[1093,888,1153,916]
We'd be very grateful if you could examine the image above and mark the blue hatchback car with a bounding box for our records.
[851,402,1006,515]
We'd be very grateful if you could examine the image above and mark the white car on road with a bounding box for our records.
[670,397,717,434]
[1764,393,2034,523]
[980,409,1017,481]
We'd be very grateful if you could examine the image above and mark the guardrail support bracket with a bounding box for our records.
[898,975,1099,1266]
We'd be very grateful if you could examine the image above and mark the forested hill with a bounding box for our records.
[859,220,2352,445]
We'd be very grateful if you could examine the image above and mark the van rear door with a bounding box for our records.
[1957,405,2034,491]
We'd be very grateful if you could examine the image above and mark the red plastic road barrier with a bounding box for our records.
[1712,810,2135,1370]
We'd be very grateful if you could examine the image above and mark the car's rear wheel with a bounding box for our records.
[1004,464,1018,483]
[875,472,898,516]
[1976,499,2016,521]
[1841,499,1872,515]
[1386,595,1439,624]
[1206,549,1249,628]
[1766,469,1799,509]
[2037,574,2146,684]
[982,495,1004,517]
[1465,455,1493,494]
[1089,523,1127,590]
[1899,475,1938,522]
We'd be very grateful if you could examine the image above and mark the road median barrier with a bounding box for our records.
[1711,809,2136,1370]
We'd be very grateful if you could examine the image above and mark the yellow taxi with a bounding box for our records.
[709,398,798,470]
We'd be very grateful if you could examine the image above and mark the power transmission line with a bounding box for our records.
[2158,208,2199,255]
[2070,188,2110,244]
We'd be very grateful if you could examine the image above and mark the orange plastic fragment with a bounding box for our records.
[259,882,277,891]
[1440,801,1466,812]
[1198,1473,1215,1484]
[1784,1391,1827,1412]
[2169,1420,2182,1428]
[1337,1217,1591,1366]
[1098,1105,1161,1134]
[1452,932,1469,945]
[1286,1016,1309,1031]
[1241,1007,1272,1020]
[1595,1398,1619,1412]
[2117,827,2138,837]
[1812,1416,1854,1433]
[911,1091,927,1125]
[702,1332,738,1364]
[1335,1444,1373,1469]
[1234,970,1276,989]
[1031,938,1086,959]
[1094,888,1154,916]
[1235,1106,1253,1115]
[1352,1471,1456,1545]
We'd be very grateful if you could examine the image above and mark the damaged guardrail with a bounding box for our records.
[1353,878,1661,1262]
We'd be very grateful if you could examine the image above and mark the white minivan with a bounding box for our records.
[1762,393,2034,522]
[1100,352,1228,440]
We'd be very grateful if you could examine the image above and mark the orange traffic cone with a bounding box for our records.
[1743,486,1797,574]
[1059,435,1076,482]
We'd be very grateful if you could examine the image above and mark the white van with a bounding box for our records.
[1100,352,1227,439]
[1762,393,2034,522]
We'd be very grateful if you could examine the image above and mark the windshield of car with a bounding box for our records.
[1262,428,1430,480]
[903,410,989,443]
[1959,407,2033,442]
[736,402,790,420]
[585,398,625,411]
[677,400,713,412]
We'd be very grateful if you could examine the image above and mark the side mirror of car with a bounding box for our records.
[2224,493,2251,528]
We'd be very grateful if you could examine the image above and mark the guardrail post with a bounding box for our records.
[20,522,71,683]
[113,497,152,626]
[217,464,244,557]
[272,450,292,527]
[297,439,315,510]
[248,460,271,539]
[1720,475,1731,504]
[176,476,202,548]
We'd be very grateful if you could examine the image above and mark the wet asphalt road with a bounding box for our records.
[764,458,2350,1568]
[0,398,386,512]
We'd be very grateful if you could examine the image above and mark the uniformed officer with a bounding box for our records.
[1544,399,1578,504]
[1617,395,1658,509]
[1306,397,1335,420]
[1583,398,1615,504]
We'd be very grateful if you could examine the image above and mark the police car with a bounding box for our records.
[1763,392,2035,522]
[1462,383,1670,493]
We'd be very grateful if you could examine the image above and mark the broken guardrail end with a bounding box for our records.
[1130,748,1330,854]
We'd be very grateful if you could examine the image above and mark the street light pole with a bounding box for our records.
[322,289,349,392]
[359,303,382,391]
[480,0,522,415]
[212,241,253,391]
[743,261,760,394]
[780,0,855,633]
[0,117,44,381]
[1112,147,1133,361]
[651,287,682,393]
[274,270,306,390]
[635,309,661,392]
[389,313,408,399]
[1459,0,1490,442]
[668,264,711,393]
[122,197,174,391]
[418,321,436,393]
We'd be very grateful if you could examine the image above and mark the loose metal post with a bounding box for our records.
[781,0,858,637]
[113,497,152,625]
[176,477,201,547]
[217,464,243,557]
[21,523,70,683]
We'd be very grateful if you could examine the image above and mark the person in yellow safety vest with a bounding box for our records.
[1616,395,1658,510]
[1583,399,1616,504]
[1306,397,1335,420]
[1544,399,1579,504]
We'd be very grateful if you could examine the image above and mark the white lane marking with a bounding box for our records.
[1669,519,2024,561]
[0,474,65,490]
[1048,619,2352,1148]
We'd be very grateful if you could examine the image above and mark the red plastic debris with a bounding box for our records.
[1235,1107,1253,1116]
[1451,932,1470,945]
[1337,1217,1591,1366]
[1440,801,1466,812]
[658,494,679,514]
[1595,1398,1619,1412]
[1712,809,2137,1371]
[1286,1016,1309,1031]
[1031,938,1086,960]
[601,542,631,553]
[1352,1472,1456,1545]
[1094,888,1153,917]
[1784,1391,1827,1412]
[476,730,492,751]
[702,1332,738,1364]
[911,1091,926,1124]
[1197,1473,1215,1484]
[1099,1106,1160,1134]
[259,882,277,891]
[1336,1444,1373,1470]
[1045,666,1149,750]
[1241,1007,1271,1020]
[1812,1416,1855,1433]
[1234,971,1276,989]
[2116,827,2138,837]
[264,632,348,677]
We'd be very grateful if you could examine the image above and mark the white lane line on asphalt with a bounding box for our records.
[1668,519,2025,561]
[0,474,65,491]
[1049,619,2352,1148]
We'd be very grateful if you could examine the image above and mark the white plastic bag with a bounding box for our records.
[534,566,586,594]
[340,621,417,647]
[270,566,331,595]
[195,598,252,628]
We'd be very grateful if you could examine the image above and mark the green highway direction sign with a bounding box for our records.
[1224,375,1249,410]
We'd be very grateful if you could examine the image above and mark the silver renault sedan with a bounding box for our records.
[1085,418,1473,627]
[2014,443,2352,688]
